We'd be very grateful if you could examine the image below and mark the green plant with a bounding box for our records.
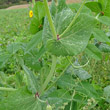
[0,0,110,110]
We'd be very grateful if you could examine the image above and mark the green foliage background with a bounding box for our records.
[0,0,110,109]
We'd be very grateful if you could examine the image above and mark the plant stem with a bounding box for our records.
[66,57,89,69]
[60,0,86,38]
[43,0,57,39]
[32,0,35,6]
[41,0,57,95]
[41,55,57,94]
[45,62,70,92]
[0,87,16,92]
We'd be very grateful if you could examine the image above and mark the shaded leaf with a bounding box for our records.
[30,17,42,34]
[46,89,71,109]
[22,65,40,94]
[96,43,110,53]
[66,62,91,80]
[74,68,91,80]
[56,74,75,89]
[30,2,45,34]
[98,16,110,26]
[24,48,43,71]
[25,31,42,53]
[85,2,102,13]
[33,2,45,20]
[68,3,92,14]
[85,44,102,60]
[98,0,110,17]
[76,81,100,99]
[93,28,110,42]
[103,0,110,17]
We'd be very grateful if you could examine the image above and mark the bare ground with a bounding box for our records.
[7,0,81,10]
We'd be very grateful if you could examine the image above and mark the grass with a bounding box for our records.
[0,8,31,49]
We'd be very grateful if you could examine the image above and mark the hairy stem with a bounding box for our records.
[45,62,70,92]
[0,87,16,92]
[41,55,57,94]
[60,0,86,37]
[41,0,57,95]
[67,57,89,69]
[43,0,57,39]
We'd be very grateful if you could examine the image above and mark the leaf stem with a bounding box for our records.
[66,57,89,69]
[41,55,57,94]
[60,0,86,38]
[0,87,16,92]
[43,0,57,39]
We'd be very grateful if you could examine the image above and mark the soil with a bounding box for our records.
[6,0,81,10]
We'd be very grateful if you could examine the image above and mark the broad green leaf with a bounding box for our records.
[104,85,110,103]
[45,12,96,56]
[66,63,91,80]
[85,44,102,60]
[46,89,71,110]
[33,2,45,21]
[98,0,107,10]
[7,42,22,54]
[34,45,46,61]
[22,65,40,94]
[74,68,91,80]
[103,0,110,17]
[0,88,46,110]
[98,0,110,17]
[75,81,100,99]
[98,16,110,26]
[56,74,75,89]
[73,60,91,80]
[30,2,45,34]
[24,48,43,71]
[25,31,42,53]
[93,28,110,42]
[30,17,42,34]
[68,3,92,14]
[85,2,102,13]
